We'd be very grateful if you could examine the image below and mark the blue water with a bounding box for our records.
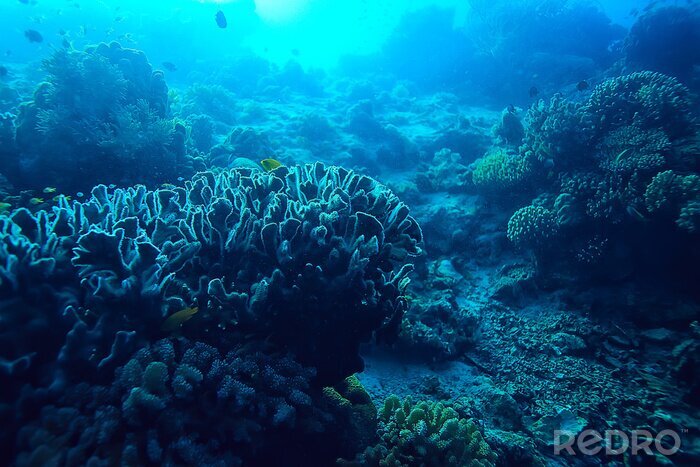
[1,0,699,465]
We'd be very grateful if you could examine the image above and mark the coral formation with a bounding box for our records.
[471,149,532,194]
[624,6,700,83]
[345,395,497,466]
[11,42,186,192]
[0,163,422,392]
[16,338,337,466]
[506,205,559,249]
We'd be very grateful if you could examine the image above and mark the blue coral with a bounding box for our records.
[15,338,336,466]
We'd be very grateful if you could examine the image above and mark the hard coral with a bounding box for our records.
[345,395,496,467]
[585,71,695,139]
[13,42,186,192]
[507,205,559,249]
[0,163,422,392]
[624,6,700,83]
[471,149,532,194]
[16,338,337,467]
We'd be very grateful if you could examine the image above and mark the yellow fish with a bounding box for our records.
[260,158,282,172]
[0,202,11,213]
[29,197,44,205]
[161,306,199,333]
[43,187,57,194]
[53,195,71,202]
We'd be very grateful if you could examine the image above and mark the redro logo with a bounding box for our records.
[554,429,682,456]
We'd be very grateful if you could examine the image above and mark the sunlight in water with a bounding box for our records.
[254,0,310,24]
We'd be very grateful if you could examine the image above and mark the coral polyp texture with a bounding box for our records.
[344,395,497,467]
[16,338,336,466]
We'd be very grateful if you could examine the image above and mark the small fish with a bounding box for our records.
[53,195,71,202]
[24,29,44,43]
[507,104,516,113]
[627,205,647,221]
[0,202,11,213]
[115,16,124,23]
[108,184,116,189]
[29,197,44,205]
[161,306,199,332]
[216,10,228,28]
[576,80,589,91]
[614,148,632,163]
[177,177,185,182]
[161,183,176,189]
[43,187,57,194]
[76,191,84,198]
[291,48,300,57]
[529,86,539,98]
[260,158,282,172]
[162,61,177,72]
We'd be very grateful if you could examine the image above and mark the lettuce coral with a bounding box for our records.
[0,163,422,394]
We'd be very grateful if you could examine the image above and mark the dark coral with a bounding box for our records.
[12,42,187,192]
[16,338,341,466]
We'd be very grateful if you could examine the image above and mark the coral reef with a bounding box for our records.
[16,338,338,466]
[585,71,695,139]
[11,42,187,192]
[0,163,422,392]
[506,205,559,250]
[345,395,497,467]
[471,149,532,194]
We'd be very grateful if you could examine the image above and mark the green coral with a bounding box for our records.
[507,205,559,248]
[471,149,532,193]
[347,395,496,467]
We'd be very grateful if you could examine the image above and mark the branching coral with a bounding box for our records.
[12,42,186,192]
[585,71,694,139]
[471,149,532,193]
[507,205,559,249]
[645,170,700,232]
[180,83,237,125]
[16,338,337,466]
[519,94,592,170]
[345,395,496,466]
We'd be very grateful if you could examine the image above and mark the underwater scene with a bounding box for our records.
[0,0,699,465]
